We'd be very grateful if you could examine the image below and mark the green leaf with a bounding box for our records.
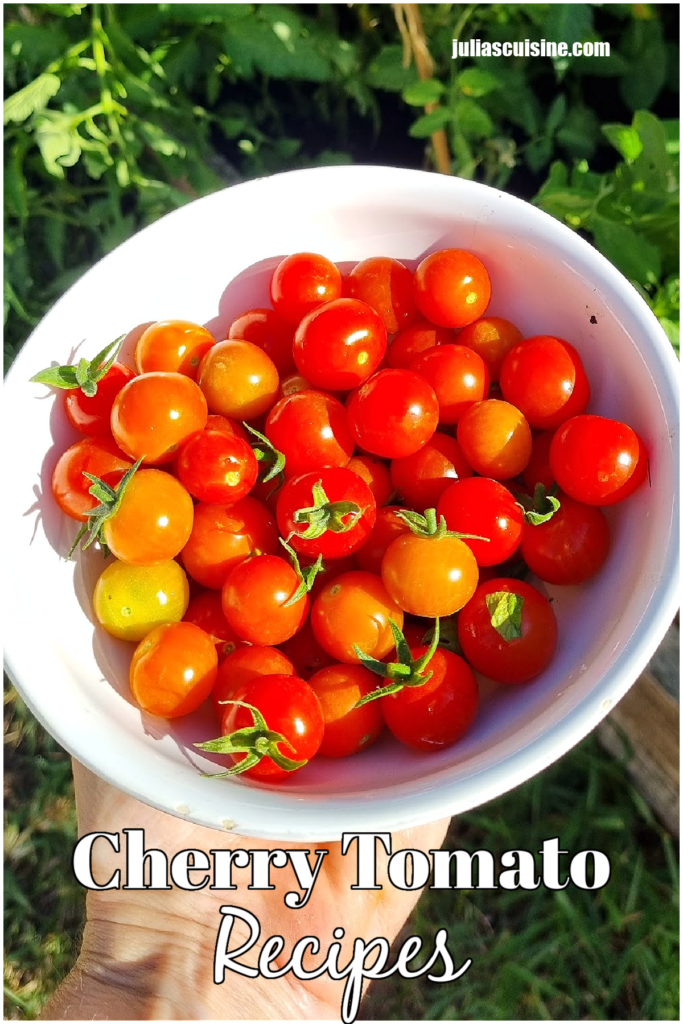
[33,112,81,178]
[457,68,500,99]
[402,79,444,107]
[619,19,667,111]
[455,99,494,140]
[409,107,452,138]
[167,4,253,22]
[486,592,524,642]
[545,95,567,137]
[3,73,60,125]
[544,3,594,45]
[30,365,79,389]
[602,124,644,163]
[366,45,417,92]
[556,105,600,160]
[591,218,661,286]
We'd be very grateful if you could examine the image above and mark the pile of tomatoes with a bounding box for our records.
[36,248,648,783]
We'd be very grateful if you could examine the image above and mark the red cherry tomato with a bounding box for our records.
[346,257,418,334]
[52,436,133,522]
[130,622,217,718]
[279,371,314,398]
[228,308,296,376]
[270,252,342,326]
[134,320,215,380]
[390,433,472,511]
[549,415,648,506]
[276,468,376,560]
[293,298,387,390]
[522,431,556,493]
[221,554,309,645]
[413,249,491,328]
[457,400,532,480]
[457,316,523,381]
[183,589,247,658]
[211,646,295,719]
[311,570,404,664]
[355,506,411,575]
[382,647,478,751]
[308,664,384,758]
[500,336,590,430]
[64,361,135,437]
[520,493,610,586]
[387,320,453,370]
[277,618,336,678]
[347,455,394,508]
[437,477,524,567]
[111,372,208,464]
[458,578,558,684]
[410,344,490,425]
[177,428,259,503]
[347,369,439,459]
[265,390,354,480]
[181,497,279,589]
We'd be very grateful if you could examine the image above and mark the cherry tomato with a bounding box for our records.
[177,428,258,504]
[277,619,336,678]
[347,455,394,508]
[355,506,412,575]
[111,372,207,464]
[228,308,296,375]
[390,433,472,511]
[183,590,246,658]
[52,437,133,522]
[306,553,358,599]
[346,257,418,334]
[265,391,354,480]
[181,497,279,589]
[457,400,532,480]
[387,320,453,370]
[308,664,384,757]
[500,336,590,430]
[293,298,387,390]
[410,344,489,425]
[211,646,295,719]
[381,532,479,617]
[64,361,135,437]
[347,369,439,459]
[222,554,309,645]
[522,431,556,493]
[93,559,189,641]
[130,621,217,718]
[198,340,279,421]
[279,371,313,398]
[413,248,491,328]
[437,477,524,567]
[382,647,478,751]
[270,252,343,326]
[458,578,558,684]
[204,414,250,443]
[457,316,523,381]
[549,415,648,505]
[311,570,404,664]
[218,674,324,780]
[520,493,610,586]
[134,320,214,380]
[103,469,194,565]
[276,468,376,560]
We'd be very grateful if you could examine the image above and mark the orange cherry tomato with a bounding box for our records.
[308,664,384,757]
[134,320,215,379]
[457,316,523,381]
[347,455,394,508]
[198,340,279,420]
[103,469,194,565]
[390,433,473,511]
[311,570,404,664]
[129,621,217,718]
[52,437,133,522]
[381,533,479,617]
[279,371,314,398]
[457,400,532,480]
[346,256,418,334]
[228,308,296,376]
[183,590,247,659]
[387,320,454,370]
[410,344,490,425]
[181,497,279,589]
[414,249,491,328]
[111,372,207,464]
[221,554,309,645]
[211,646,295,719]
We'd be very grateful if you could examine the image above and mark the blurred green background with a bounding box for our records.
[4,3,679,1019]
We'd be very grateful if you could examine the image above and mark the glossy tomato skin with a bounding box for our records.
[130,621,217,718]
[134,320,215,379]
[228,308,296,376]
[103,469,194,565]
[204,414,250,443]
[381,534,479,617]
[181,497,279,589]
[522,431,556,493]
[177,428,258,504]
[387,320,453,370]
[437,477,524,567]
[198,340,279,421]
[520,493,610,585]
[500,336,590,430]
[347,456,393,507]
[279,371,313,399]
[265,391,354,480]
[413,249,491,328]
[211,646,295,719]
[64,361,135,437]
[277,619,336,678]
[346,257,418,334]
[222,554,309,645]
[308,664,384,757]
[549,415,648,506]
[270,252,342,326]
[410,345,490,425]
[111,372,207,464]
[183,590,247,659]
[347,369,439,459]
[293,298,387,390]
[382,647,478,751]
[276,468,376,560]
[457,400,532,480]
[311,570,404,664]
[93,559,190,641]
[390,433,472,511]
[52,437,133,522]
[355,506,411,574]
[457,316,523,381]
[458,578,558,684]
[219,674,324,780]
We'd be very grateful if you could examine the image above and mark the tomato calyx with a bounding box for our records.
[31,335,125,398]
[354,618,441,705]
[278,538,324,606]
[291,479,363,540]
[195,700,307,776]
[414,616,462,656]
[516,483,561,526]
[486,591,524,641]
[395,507,489,544]
[243,422,286,485]
[67,457,143,557]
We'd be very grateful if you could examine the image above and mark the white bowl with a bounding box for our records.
[4,166,679,841]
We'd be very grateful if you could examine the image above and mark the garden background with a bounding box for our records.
[3,2,679,1020]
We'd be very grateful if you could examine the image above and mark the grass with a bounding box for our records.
[4,681,679,1021]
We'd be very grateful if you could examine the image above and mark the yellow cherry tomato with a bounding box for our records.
[93,559,189,641]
